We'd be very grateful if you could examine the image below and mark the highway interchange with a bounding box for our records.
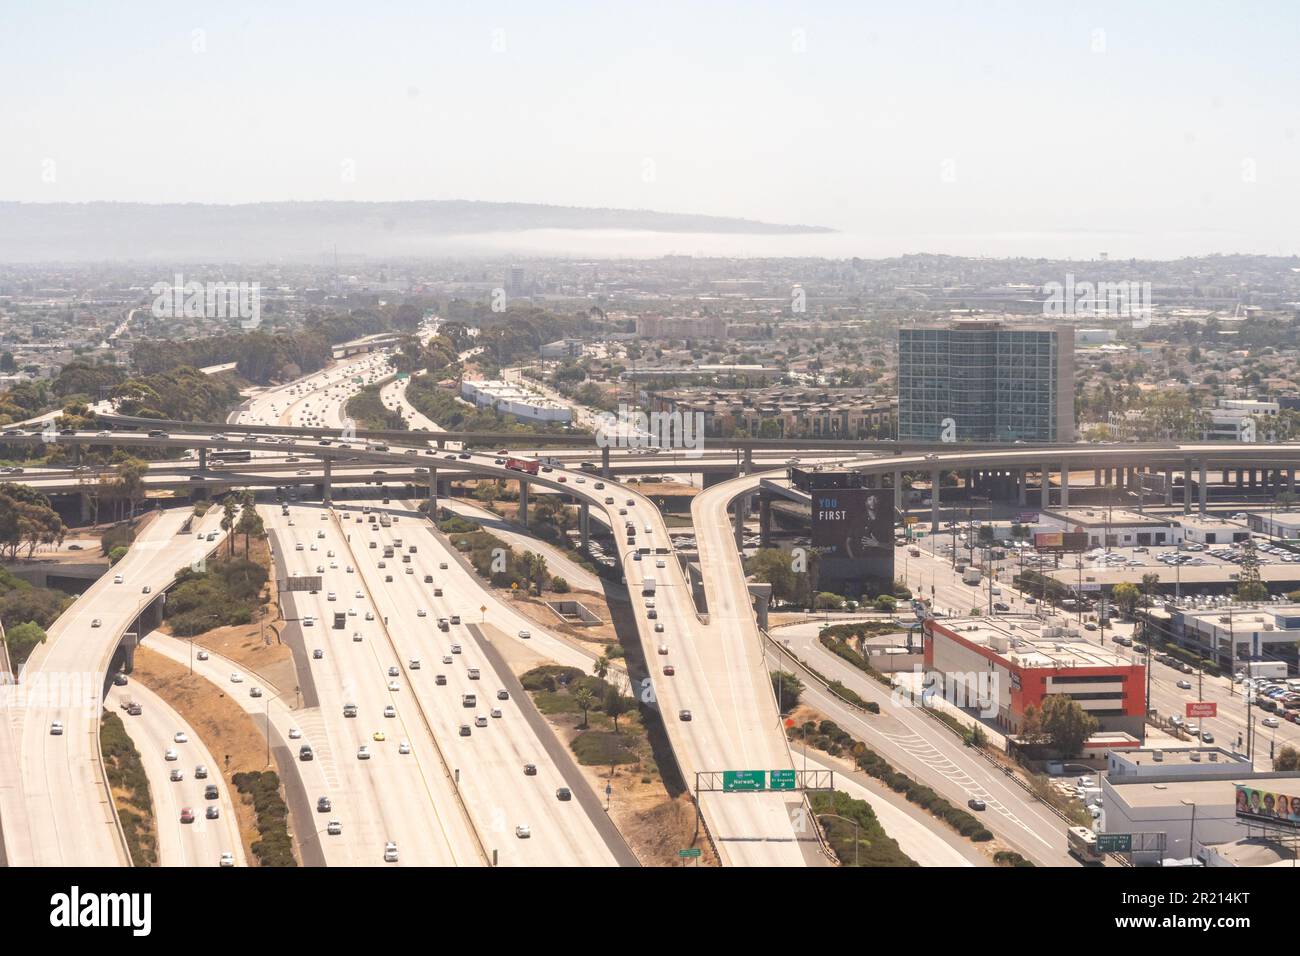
[5,347,1300,867]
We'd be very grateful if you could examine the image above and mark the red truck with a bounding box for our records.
[505,457,539,475]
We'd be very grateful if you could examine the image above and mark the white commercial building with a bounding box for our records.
[460,379,572,425]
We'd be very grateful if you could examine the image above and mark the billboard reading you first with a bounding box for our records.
[812,488,891,561]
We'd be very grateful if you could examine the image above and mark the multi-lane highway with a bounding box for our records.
[0,505,226,866]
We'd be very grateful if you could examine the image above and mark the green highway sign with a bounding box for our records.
[769,769,797,791]
[722,770,766,792]
[1097,833,1132,853]
[678,847,702,858]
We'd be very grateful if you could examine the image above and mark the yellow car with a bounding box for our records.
[372,731,386,742]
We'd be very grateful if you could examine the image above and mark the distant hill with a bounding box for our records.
[0,200,834,262]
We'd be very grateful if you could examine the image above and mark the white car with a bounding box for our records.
[384,705,396,718]
[173,731,188,743]
[357,746,371,760]
[388,680,400,692]
[515,825,531,839]
[518,630,531,640]
[398,741,411,755]
[417,609,427,618]
[219,852,235,867]
[49,720,64,735]
[230,672,243,683]
[90,618,101,628]
[164,748,178,761]
[1263,716,1281,728]
[288,727,302,739]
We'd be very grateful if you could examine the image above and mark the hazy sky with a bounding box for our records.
[3,1,1298,257]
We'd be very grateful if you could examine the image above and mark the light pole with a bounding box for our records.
[1181,799,1199,862]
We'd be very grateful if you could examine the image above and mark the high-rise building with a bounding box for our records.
[897,319,1074,442]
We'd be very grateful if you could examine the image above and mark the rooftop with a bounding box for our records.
[930,615,1136,669]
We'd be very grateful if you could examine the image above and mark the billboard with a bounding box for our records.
[281,575,323,593]
[1034,531,1088,553]
[812,488,891,561]
[1186,701,1217,719]
[1235,785,1300,830]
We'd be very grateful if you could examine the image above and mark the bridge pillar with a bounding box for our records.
[1040,464,1050,509]
[322,458,332,504]
[1199,460,1208,515]
[894,470,904,515]
[742,447,753,475]
[198,447,207,471]
[1183,459,1193,514]
[427,468,438,513]
[601,445,611,479]
[750,587,770,631]
[1290,468,1296,495]
[734,494,748,549]
[1017,469,1027,506]
[1165,467,1174,506]
[80,491,91,523]
[1060,463,1070,507]
[759,496,772,548]
[1094,468,1102,489]
[1236,469,1244,490]
[1249,468,1258,489]
[518,480,529,526]
[580,503,590,551]
[931,470,941,532]
[72,443,81,467]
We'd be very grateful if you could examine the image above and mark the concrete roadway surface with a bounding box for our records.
[143,631,384,867]
[769,622,1075,865]
[611,483,818,866]
[0,505,226,867]
[235,352,393,432]
[105,681,246,868]
[265,503,484,866]
[333,500,620,865]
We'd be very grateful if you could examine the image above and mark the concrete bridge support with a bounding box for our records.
[322,458,332,504]
[580,503,590,551]
[1200,460,1208,515]
[734,494,748,549]
[518,480,529,527]
[1184,459,1194,514]
[601,445,611,479]
[1165,467,1174,505]
[759,496,772,548]
[1060,462,1070,507]
[1040,464,1050,510]
[894,470,904,515]
[198,447,207,471]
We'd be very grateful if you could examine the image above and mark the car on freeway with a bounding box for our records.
[327,820,342,835]
[357,746,371,760]
[194,765,208,779]
[556,788,572,802]
[518,629,531,640]
[663,664,676,676]
[169,769,184,782]
[474,715,488,728]
[197,650,209,661]
[967,798,987,811]
[384,842,398,862]
[219,852,235,867]
[435,674,447,685]
[174,731,188,743]
[679,709,692,721]
[383,705,396,718]
[459,724,471,736]
[408,658,421,670]
[205,806,220,820]
[180,808,195,824]
[230,672,243,683]
[516,825,531,839]
[49,720,63,735]
[250,686,262,698]
[399,740,411,754]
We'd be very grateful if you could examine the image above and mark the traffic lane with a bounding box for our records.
[326,505,485,866]
[350,511,599,866]
[143,631,369,866]
[107,682,245,868]
[773,635,1072,864]
[263,512,320,709]
[468,622,635,866]
[775,649,1073,866]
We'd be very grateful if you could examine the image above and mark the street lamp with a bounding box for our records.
[1180,799,1199,863]
[817,812,862,866]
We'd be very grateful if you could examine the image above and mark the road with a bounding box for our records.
[0,505,226,866]
[770,621,1076,864]
[105,681,246,867]
[329,499,621,865]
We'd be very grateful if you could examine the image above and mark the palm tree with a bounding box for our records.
[221,496,238,556]
[573,687,596,729]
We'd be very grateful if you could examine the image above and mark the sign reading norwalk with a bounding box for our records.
[722,770,766,792]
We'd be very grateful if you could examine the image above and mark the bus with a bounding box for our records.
[211,450,252,464]
[1067,826,1104,865]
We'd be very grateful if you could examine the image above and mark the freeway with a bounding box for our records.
[333,499,621,864]
[105,681,246,867]
[265,503,484,866]
[0,505,227,866]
